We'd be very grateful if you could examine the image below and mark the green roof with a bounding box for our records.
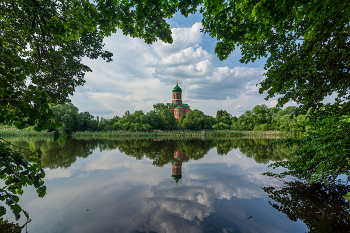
[172,84,182,93]
[172,174,182,183]
[175,106,183,108]
[183,104,188,106]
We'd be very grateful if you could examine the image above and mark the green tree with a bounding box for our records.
[0,0,202,220]
[201,1,350,189]
[153,103,167,113]
[201,0,349,117]
[159,109,178,130]
[181,109,212,130]
[51,103,98,133]
[266,117,350,185]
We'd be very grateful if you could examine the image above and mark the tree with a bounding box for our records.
[1,0,202,220]
[160,109,178,130]
[202,0,350,188]
[216,110,231,120]
[200,0,350,117]
[265,118,350,185]
[153,103,167,113]
[181,109,212,130]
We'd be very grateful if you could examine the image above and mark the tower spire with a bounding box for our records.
[176,78,178,85]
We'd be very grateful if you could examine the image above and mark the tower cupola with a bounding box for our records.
[172,79,182,103]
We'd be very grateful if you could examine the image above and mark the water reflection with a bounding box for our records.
[2,137,315,232]
[170,149,189,189]
[263,181,350,233]
[6,138,295,169]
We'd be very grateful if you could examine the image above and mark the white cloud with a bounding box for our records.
[151,22,203,57]
[70,21,273,118]
[270,100,278,107]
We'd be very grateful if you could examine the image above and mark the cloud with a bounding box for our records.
[269,100,278,107]
[150,43,265,100]
[151,22,203,57]
[70,21,272,117]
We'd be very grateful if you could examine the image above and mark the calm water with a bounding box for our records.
[3,137,349,233]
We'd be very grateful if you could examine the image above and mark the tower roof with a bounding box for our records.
[172,174,182,183]
[172,84,182,93]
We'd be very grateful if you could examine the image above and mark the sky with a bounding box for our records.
[70,11,297,118]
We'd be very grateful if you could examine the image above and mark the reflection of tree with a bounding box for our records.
[263,181,350,233]
[180,140,214,160]
[215,140,234,155]
[6,137,295,169]
[229,139,295,164]
[117,140,215,166]
[8,138,95,169]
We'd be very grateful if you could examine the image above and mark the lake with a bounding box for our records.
[3,137,349,233]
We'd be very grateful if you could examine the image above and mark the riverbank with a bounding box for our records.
[73,130,298,138]
[0,127,53,136]
[0,128,300,139]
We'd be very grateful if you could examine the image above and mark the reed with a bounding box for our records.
[0,128,53,137]
[0,127,297,138]
[72,130,295,139]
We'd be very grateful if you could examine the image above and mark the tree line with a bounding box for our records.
[49,102,307,134]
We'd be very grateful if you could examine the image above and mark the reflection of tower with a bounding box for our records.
[170,149,189,189]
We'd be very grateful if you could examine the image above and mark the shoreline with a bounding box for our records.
[0,128,300,139]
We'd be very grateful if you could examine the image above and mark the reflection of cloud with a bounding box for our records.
[44,168,72,180]
[16,146,307,233]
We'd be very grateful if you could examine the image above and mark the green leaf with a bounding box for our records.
[23,210,29,219]
[12,196,19,203]
[10,204,21,213]
[12,210,20,220]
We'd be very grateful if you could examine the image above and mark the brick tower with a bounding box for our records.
[167,79,190,120]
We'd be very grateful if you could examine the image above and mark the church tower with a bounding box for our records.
[172,79,182,103]
[167,79,190,120]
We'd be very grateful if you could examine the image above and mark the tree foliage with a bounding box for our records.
[1,0,202,221]
[232,105,307,132]
[181,109,212,130]
[200,0,350,117]
[266,116,350,185]
[0,142,46,220]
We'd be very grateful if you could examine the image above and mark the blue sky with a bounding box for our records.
[70,11,297,118]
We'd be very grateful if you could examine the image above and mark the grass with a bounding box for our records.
[0,127,298,139]
[0,127,53,137]
[72,130,296,139]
